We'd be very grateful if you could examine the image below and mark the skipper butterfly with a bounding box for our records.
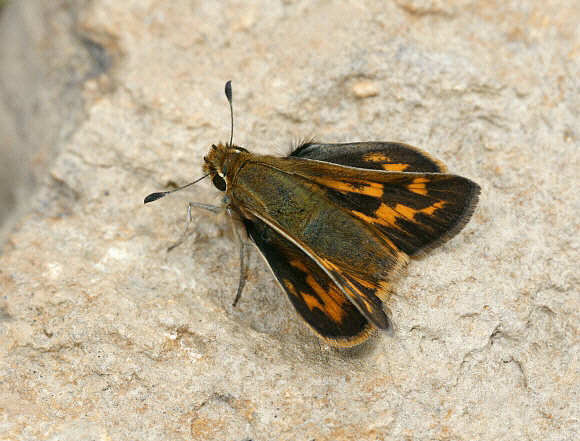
[145,82,480,347]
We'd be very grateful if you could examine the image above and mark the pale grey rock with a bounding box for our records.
[1,0,578,440]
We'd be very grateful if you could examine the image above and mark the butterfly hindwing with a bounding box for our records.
[242,216,377,347]
[291,141,447,173]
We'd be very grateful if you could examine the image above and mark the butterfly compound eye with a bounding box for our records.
[212,174,227,191]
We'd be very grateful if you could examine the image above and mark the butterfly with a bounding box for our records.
[145,82,480,347]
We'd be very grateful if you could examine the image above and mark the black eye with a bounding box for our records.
[212,174,227,191]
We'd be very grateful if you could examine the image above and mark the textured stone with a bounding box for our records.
[1,0,579,439]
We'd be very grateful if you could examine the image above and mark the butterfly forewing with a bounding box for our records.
[282,147,480,257]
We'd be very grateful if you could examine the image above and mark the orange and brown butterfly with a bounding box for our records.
[144,81,480,348]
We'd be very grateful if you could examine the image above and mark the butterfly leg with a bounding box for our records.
[232,244,247,307]
[168,201,221,251]
[227,210,252,307]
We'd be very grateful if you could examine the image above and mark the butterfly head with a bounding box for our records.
[203,142,249,192]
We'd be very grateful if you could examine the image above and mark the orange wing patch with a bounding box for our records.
[407,177,429,196]
[421,200,446,215]
[320,179,384,198]
[393,204,417,220]
[362,153,413,171]
[352,203,417,231]
[288,260,349,323]
[381,163,410,171]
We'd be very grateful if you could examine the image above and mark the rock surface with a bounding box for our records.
[1,1,578,439]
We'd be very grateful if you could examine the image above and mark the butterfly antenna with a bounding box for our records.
[144,81,234,205]
[144,173,210,204]
[225,80,234,147]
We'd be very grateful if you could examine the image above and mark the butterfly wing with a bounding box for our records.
[228,144,479,344]
[242,216,378,347]
[291,141,447,173]
[286,143,480,257]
